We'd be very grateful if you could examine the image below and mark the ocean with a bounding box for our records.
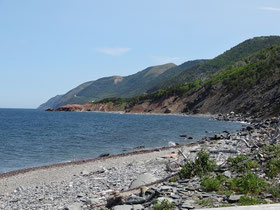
[0,109,243,173]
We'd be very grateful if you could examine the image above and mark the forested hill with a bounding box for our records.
[95,44,280,118]
[40,36,280,112]
[151,36,280,90]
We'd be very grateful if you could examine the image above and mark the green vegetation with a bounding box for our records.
[179,150,217,178]
[228,172,266,195]
[261,145,280,178]
[266,159,280,178]
[40,36,280,110]
[196,198,214,207]
[227,154,259,172]
[238,196,267,206]
[267,183,280,200]
[201,176,221,191]
[169,176,178,182]
[153,199,175,210]
[158,36,280,88]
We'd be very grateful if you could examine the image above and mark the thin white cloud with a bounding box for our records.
[260,7,280,12]
[151,56,181,64]
[95,47,131,56]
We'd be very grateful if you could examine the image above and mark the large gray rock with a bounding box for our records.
[129,173,157,189]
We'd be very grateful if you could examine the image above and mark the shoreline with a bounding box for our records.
[0,143,191,179]
[0,114,261,209]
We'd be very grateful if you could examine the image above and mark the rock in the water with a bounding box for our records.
[99,153,110,157]
[228,194,242,203]
[129,173,157,189]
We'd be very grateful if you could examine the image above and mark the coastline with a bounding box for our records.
[2,114,274,209]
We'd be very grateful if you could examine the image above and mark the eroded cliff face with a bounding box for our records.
[54,103,126,112]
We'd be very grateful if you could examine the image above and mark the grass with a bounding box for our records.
[179,150,217,178]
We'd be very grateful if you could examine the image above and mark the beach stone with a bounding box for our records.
[160,185,173,191]
[129,173,157,189]
[111,205,133,210]
[170,193,180,199]
[181,200,195,209]
[126,195,146,204]
[228,194,241,203]
[223,170,232,178]
[64,202,82,210]
[112,204,144,210]
[133,204,144,210]
[157,197,174,203]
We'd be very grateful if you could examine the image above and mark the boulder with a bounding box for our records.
[129,173,157,189]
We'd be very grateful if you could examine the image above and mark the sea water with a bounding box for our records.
[0,109,243,173]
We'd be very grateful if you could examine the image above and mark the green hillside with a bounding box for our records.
[105,44,280,117]
[156,36,280,89]
[39,63,182,109]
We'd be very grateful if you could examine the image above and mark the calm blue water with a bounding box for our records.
[0,109,243,173]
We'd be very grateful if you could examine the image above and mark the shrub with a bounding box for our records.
[153,199,175,210]
[201,176,221,191]
[227,155,258,172]
[228,172,266,195]
[169,177,178,182]
[180,150,217,178]
[266,159,280,178]
[267,183,280,200]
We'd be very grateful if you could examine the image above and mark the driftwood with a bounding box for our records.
[103,174,176,208]
[178,149,188,161]
[239,138,252,148]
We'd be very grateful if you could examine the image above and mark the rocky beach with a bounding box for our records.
[0,114,279,210]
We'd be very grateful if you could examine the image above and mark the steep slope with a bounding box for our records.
[72,44,280,118]
[124,44,280,118]
[39,63,179,109]
[158,36,280,89]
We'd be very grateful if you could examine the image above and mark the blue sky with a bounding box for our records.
[0,0,280,108]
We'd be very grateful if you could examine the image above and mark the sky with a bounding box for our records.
[0,0,280,108]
